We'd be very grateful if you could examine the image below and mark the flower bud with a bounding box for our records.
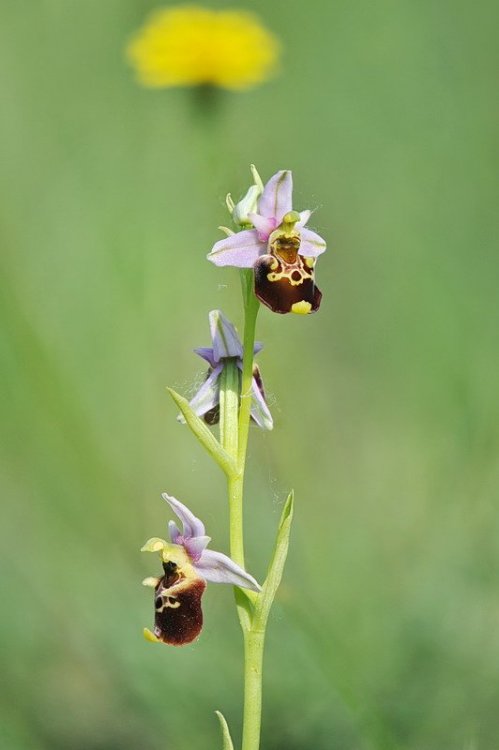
[227,164,264,228]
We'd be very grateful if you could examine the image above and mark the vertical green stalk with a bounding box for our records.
[218,271,265,750]
[241,629,265,750]
[237,271,260,469]
[220,359,246,572]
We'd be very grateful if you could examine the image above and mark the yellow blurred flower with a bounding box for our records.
[127,5,280,91]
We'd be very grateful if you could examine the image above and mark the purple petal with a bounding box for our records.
[250,376,273,430]
[208,229,264,268]
[195,549,261,592]
[248,213,276,242]
[194,347,217,368]
[162,493,206,540]
[209,310,243,361]
[298,209,311,227]
[298,227,327,258]
[184,535,211,562]
[235,343,262,375]
[258,170,293,223]
[168,520,182,544]
[188,366,222,417]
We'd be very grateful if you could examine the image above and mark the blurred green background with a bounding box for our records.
[1,1,498,748]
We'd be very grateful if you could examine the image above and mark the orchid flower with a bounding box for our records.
[185,309,273,430]
[208,169,327,314]
[142,493,261,645]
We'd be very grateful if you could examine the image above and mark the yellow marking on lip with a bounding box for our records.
[291,301,312,315]
[266,266,311,286]
[163,598,181,610]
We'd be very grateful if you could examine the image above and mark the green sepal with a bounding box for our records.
[253,490,294,631]
[215,710,235,750]
[167,387,238,478]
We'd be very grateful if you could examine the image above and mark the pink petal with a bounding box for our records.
[162,493,206,539]
[195,549,261,591]
[184,535,211,562]
[298,209,312,227]
[208,230,264,268]
[298,227,327,258]
[250,377,273,430]
[194,347,217,368]
[258,170,293,223]
[248,213,276,242]
[187,366,222,418]
[168,520,182,544]
[209,310,243,361]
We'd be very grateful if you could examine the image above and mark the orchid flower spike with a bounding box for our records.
[184,309,273,430]
[142,493,261,645]
[208,169,327,315]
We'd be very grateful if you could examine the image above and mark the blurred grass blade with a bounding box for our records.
[254,490,294,630]
[215,710,235,750]
[166,387,237,477]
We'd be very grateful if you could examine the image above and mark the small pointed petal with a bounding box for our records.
[188,366,222,418]
[253,341,263,355]
[208,229,263,268]
[168,520,182,544]
[195,549,261,592]
[298,209,312,227]
[184,535,211,562]
[248,213,276,242]
[209,310,243,361]
[226,193,235,212]
[298,227,327,258]
[250,376,273,430]
[259,170,293,223]
[143,627,161,643]
[162,493,206,540]
[232,184,261,227]
[250,163,264,193]
[194,347,217,368]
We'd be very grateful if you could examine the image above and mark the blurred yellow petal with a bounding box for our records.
[127,5,280,90]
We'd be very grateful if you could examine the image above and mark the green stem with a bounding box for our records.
[241,630,265,750]
[219,360,244,566]
[237,274,260,470]
[218,273,265,750]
